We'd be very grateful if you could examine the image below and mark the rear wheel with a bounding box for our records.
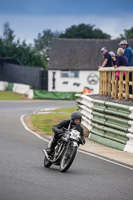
[60,143,77,173]
[44,156,52,168]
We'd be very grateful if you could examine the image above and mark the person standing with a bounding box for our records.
[99,47,113,68]
[119,40,133,94]
[119,40,133,66]
[114,48,129,77]
[114,48,129,93]
[115,48,129,68]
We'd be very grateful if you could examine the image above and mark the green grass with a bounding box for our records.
[0,91,28,100]
[30,106,78,134]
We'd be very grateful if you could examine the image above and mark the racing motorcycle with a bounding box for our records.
[42,128,81,173]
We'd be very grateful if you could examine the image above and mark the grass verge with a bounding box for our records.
[0,91,28,100]
[30,106,78,136]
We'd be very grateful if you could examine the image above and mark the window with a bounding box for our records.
[61,71,69,78]
[61,71,79,78]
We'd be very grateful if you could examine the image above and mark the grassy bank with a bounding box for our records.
[0,91,28,100]
[30,106,78,135]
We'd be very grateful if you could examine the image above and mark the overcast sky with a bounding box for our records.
[0,0,133,44]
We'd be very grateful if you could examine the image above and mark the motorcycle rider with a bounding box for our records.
[45,111,85,155]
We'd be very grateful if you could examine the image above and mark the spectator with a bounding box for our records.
[109,51,117,66]
[119,40,133,94]
[115,48,129,68]
[114,48,129,78]
[99,47,113,68]
[118,40,133,66]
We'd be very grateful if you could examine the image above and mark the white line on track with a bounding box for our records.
[78,150,133,171]
[20,114,49,142]
[20,114,133,171]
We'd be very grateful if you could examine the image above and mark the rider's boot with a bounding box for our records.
[46,138,57,155]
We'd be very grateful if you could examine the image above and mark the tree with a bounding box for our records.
[14,43,47,68]
[3,22,15,44]
[0,22,47,69]
[34,29,60,58]
[59,23,111,39]
[120,27,133,39]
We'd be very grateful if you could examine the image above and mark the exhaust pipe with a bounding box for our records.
[42,149,53,162]
[42,148,65,163]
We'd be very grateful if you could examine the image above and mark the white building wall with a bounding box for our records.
[48,70,99,94]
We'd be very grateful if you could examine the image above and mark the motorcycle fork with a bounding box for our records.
[63,141,71,156]
[57,143,63,153]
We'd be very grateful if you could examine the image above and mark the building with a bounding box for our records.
[48,38,133,93]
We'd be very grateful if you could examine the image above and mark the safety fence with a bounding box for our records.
[99,67,133,99]
[76,94,133,153]
[0,81,33,99]
[0,81,78,100]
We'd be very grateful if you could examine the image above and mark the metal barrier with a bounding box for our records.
[76,94,133,153]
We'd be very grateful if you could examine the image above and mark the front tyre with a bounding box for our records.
[60,143,77,173]
[44,156,52,168]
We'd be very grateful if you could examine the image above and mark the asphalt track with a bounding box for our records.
[0,100,133,200]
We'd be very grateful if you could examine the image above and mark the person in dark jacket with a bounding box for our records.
[109,51,117,66]
[119,40,133,94]
[114,48,129,78]
[115,48,129,67]
[118,40,133,66]
[46,112,85,154]
[99,47,113,68]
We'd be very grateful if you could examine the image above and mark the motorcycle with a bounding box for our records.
[42,128,81,173]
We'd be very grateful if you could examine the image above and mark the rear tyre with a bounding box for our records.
[60,143,77,173]
[44,156,52,168]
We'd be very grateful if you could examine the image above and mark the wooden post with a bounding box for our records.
[99,71,102,95]
[112,71,115,98]
[102,72,104,95]
[119,71,123,99]
[103,72,105,94]
[105,72,108,95]
[99,71,103,95]
[125,72,129,99]
[115,77,118,99]
[108,71,111,95]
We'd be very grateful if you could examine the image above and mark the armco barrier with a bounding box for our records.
[0,81,8,91]
[76,94,133,153]
[0,81,80,100]
[0,81,33,99]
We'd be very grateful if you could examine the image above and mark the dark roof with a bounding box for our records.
[48,38,133,70]
[0,58,22,65]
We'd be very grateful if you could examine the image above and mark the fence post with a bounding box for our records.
[99,71,102,95]
[112,71,115,98]
[104,72,108,95]
[125,72,129,99]
[115,77,118,99]
[119,71,123,99]
[103,72,105,94]
[108,71,111,95]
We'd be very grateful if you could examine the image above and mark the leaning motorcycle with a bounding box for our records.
[42,128,81,173]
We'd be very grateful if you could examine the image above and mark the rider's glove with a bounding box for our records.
[57,128,64,134]
[80,137,85,145]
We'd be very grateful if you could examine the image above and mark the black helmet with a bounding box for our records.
[70,112,82,125]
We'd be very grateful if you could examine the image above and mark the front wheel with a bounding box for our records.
[44,156,52,168]
[60,143,77,173]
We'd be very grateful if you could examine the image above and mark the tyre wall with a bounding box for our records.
[76,94,133,153]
